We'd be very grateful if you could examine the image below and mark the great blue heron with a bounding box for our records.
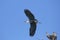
[24,9,40,36]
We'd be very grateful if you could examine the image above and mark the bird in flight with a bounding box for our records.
[46,32,57,40]
[24,9,40,36]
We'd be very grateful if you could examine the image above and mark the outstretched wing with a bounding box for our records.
[29,21,36,36]
[47,35,52,39]
[24,9,35,20]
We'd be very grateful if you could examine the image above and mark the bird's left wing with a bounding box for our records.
[24,9,35,20]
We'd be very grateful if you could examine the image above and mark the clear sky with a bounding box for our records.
[0,0,60,40]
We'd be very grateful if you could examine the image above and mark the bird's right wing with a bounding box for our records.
[24,9,35,20]
[29,21,36,36]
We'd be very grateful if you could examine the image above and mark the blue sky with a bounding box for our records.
[0,0,60,40]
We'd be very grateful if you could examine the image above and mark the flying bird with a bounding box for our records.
[46,32,57,40]
[24,9,39,36]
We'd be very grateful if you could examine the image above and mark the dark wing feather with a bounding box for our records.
[55,36,57,40]
[47,35,52,39]
[24,9,35,20]
[29,21,36,36]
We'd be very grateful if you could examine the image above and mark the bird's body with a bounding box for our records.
[24,9,38,36]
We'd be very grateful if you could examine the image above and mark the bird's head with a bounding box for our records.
[52,32,57,36]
